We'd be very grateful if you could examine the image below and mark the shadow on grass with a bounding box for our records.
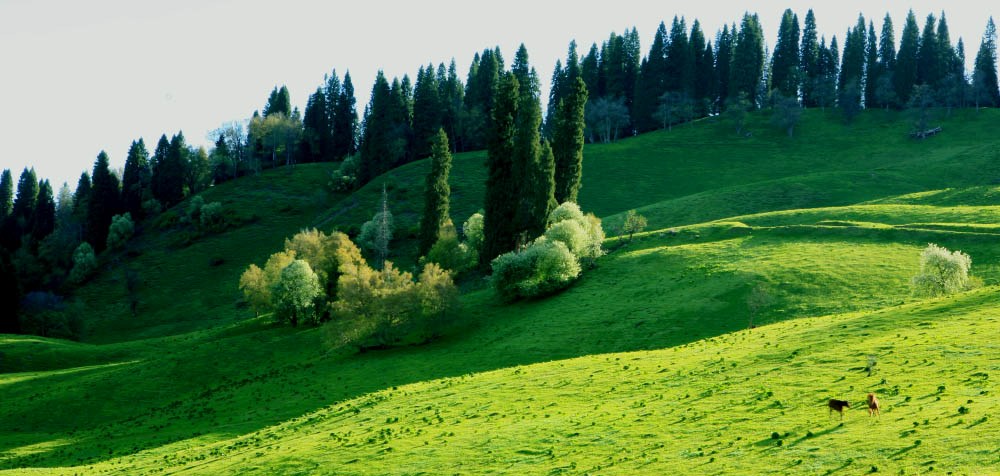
[788,423,844,447]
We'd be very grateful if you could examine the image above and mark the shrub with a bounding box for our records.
[330,155,359,192]
[271,259,323,326]
[546,202,605,264]
[491,239,580,302]
[106,213,135,251]
[142,198,162,217]
[462,212,484,254]
[199,202,225,232]
[187,196,205,223]
[358,210,393,257]
[911,243,973,297]
[69,242,97,284]
[425,220,477,273]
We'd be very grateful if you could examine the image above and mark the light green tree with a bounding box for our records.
[105,213,134,251]
[911,243,973,297]
[271,259,322,325]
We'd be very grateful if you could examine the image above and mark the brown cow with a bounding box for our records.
[828,399,850,420]
[867,393,881,419]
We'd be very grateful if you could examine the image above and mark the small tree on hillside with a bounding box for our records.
[622,209,648,242]
[725,93,752,136]
[69,242,97,284]
[911,243,973,297]
[105,213,134,251]
[271,259,322,326]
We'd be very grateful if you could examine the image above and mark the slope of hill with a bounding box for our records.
[2,109,1000,474]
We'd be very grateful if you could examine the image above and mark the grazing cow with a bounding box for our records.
[867,393,881,418]
[828,399,850,420]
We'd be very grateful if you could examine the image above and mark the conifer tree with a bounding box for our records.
[800,10,820,106]
[895,10,921,104]
[481,72,519,265]
[412,64,443,158]
[31,179,55,244]
[553,56,588,204]
[937,13,957,85]
[917,13,941,88]
[122,138,150,218]
[419,129,452,255]
[359,72,393,184]
[973,17,999,107]
[838,16,867,112]
[323,70,342,160]
[865,21,879,107]
[877,14,898,108]
[0,169,12,222]
[771,9,801,99]
[263,85,292,118]
[634,22,668,132]
[87,151,121,251]
[581,43,601,99]
[510,45,552,240]
[665,17,693,95]
[730,14,766,107]
[332,71,358,160]
[12,168,38,230]
[72,172,91,238]
[156,132,188,206]
[439,61,464,152]
[690,21,714,115]
[301,88,329,162]
[715,24,735,109]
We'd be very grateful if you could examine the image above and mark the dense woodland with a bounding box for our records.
[2,8,999,339]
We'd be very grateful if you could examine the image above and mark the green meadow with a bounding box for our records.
[2,109,999,474]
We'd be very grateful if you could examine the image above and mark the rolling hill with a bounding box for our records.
[2,109,999,474]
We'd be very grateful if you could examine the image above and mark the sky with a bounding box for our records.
[1,0,997,191]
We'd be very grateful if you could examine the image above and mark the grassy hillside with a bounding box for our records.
[3,109,1000,474]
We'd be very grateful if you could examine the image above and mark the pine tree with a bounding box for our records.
[359,72,393,184]
[553,60,589,204]
[419,129,452,255]
[323,70,342,161]
[865,21,879,108]
[87,151,122,251]
[439,61,464,152]
[412,64,443,158]
[800,10,820,107]
[877,14,898,108]
[332,71,358,160]
[156,132,188,206]
[937,12,958,86]
[973,17,1000,107]
[0,169,12,222]
[838,15,867,113]
[481,72,519,265]
[12,167,38,231]
[895,10,921,104]
[665,17,694,95]
[121,138,150,218]
[690,21,714,116]
[545,58,565,139]
[388,76,414,168]
[715,24,735,109]
[917,13,941,88]
[263,85,292,118]
[581,43,601,99]
[72,172,91,239]
[301,88,329,162]
[771,9,801,98]
[31,179,55,244]
[634,22,668,132]
[730,14,766,107]
[511,45,552,240]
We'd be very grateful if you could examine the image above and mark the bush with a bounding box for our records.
[358,210,393,256]
[69,242,97,284]
[142,198,162,217]
[491,239,580,302]
[547,202,605,264]
[187,196,205,223]
[425,220,477,273]
[462,212,484,254]
[106,213,135,251]
[199,202,225,232]
[18,292,83,340]
[911,243,973,297]
[330,155,359,192]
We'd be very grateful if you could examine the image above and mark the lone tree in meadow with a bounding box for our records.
[419,129,452,255]
[621,209,648,242]
[911,243,973,297]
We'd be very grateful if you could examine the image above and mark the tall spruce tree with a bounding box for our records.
[87,151,121,251]
[481,72,519,265]
[690,20,714,115]
[634,22,668,132]
[771,9,801,99]
[581,43,601,99]
[301,88,329,163]
[439,61,464,152]
[388,76,414,169]
[838,15,867,113]
[72,172,91,240]
[553,57,588,204]
[323,70,342,161]
[418,129,452,255]
[665,17,694,95]
[12,168,38,232]
[359,72,393,184]
[800,10,821,106]
[0,169,12,222]
[332,71,358,160]
[877,14,897,108]
[263,85,292,118]
[715,24,735,109]
[865,21,879,107]
[895,10,921,104]
[31,179,55,244]
[121,138,150,218]
[730,13,766,107]
[917,13,941,88]
[973,17,999,107]
[511,45,552,240]
[412,64,443,158]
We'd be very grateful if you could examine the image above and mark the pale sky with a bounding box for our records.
[1,0,996,191]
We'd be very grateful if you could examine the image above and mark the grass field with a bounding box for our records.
[2,109,1000,474]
